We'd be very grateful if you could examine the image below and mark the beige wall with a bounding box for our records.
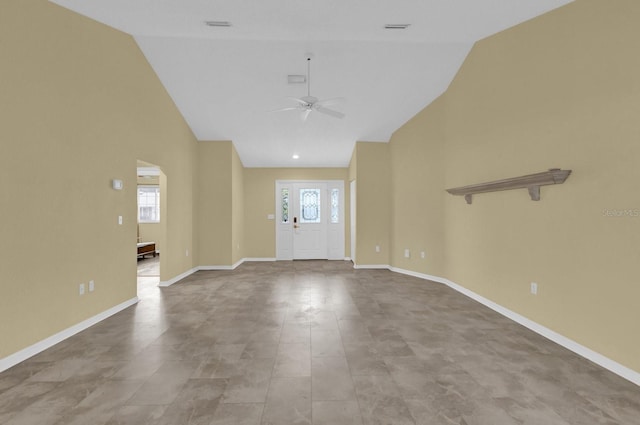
[389,97,446,276]
[196,142,234,266]
[0,0,198,358]
[196,141,245,266]
[243,168,350,259]
[387,0,640,373]
[138,223,161,246]
[351,143,391,266]
[231,148,245,264]
[348,150,357,182]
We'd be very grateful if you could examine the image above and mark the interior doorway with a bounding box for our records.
[136,161,166,288]
[275,180,345,260]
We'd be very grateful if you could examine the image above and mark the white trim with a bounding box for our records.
[0,297,138,373]
[353,264,390,270]
[388,266,430,280]
[198,265,236,271]
[388,266,640,387]
[162,259,276,287]
[350,180,356,265]
[199,258,244,271]
[158,267,198,287]
[243,258,276,262]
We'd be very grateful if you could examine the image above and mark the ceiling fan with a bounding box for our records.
[271,56,345,121]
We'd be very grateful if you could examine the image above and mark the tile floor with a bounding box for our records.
[1,260,639,424]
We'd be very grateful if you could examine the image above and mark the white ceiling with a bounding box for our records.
[50,0,573,167]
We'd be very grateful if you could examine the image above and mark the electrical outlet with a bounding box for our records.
[118,215,123,225]
[375,245,380,253]
[420,251,426,259]
[530,282,538,295]
[79,283,85,296]
[404,249,410,258]
[185,249,189,257]
[89,280,94,292]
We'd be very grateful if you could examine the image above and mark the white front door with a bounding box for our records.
[293,184,327,259]
[276,180,345,260]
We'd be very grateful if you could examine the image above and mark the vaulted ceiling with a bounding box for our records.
[51,0,573,167]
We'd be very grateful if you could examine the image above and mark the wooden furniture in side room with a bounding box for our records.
[137,242,156,259]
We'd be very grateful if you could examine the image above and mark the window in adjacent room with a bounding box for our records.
[138,186,160,223]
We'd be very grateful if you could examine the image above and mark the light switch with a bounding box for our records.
[118,215,123,225]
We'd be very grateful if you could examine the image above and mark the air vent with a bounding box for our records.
[205,21,232,27]
[384,24,410,30]
[287,75,306,84]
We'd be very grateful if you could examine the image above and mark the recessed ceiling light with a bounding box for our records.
[384,24,410,30]
[292,154,300,159]
[205,21,232,27]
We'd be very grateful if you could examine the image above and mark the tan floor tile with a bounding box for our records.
[0,261,637,425]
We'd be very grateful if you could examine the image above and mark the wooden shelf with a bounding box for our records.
[446,168,571,204]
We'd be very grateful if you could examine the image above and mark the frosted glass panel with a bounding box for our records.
[331,189,339,224]
[281,188,289,223]
[300,189,321,223]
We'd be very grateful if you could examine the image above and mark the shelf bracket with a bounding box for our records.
[527,186,540,201]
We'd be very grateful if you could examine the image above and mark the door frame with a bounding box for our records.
[275,180,345,260]
[350,179,356,264]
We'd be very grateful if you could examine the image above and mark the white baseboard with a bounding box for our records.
[198,264,237,271]
[158,267,198,287]
[353,264,390,270]
[0,297,138,373]
[388,266,640,387]
[243,258,276,262]
[199,258,244,271]
[160,264,238,287]
[162,258,275,287]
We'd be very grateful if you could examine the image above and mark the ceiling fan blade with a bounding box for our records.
[315,106,345,119]
[301,109,312,121]
[286,97,309,106]
[269,107,301,113]
[314,97,345,107]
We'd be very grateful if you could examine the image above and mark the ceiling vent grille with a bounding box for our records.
[205,21,232,27]
[384,24,410,30]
